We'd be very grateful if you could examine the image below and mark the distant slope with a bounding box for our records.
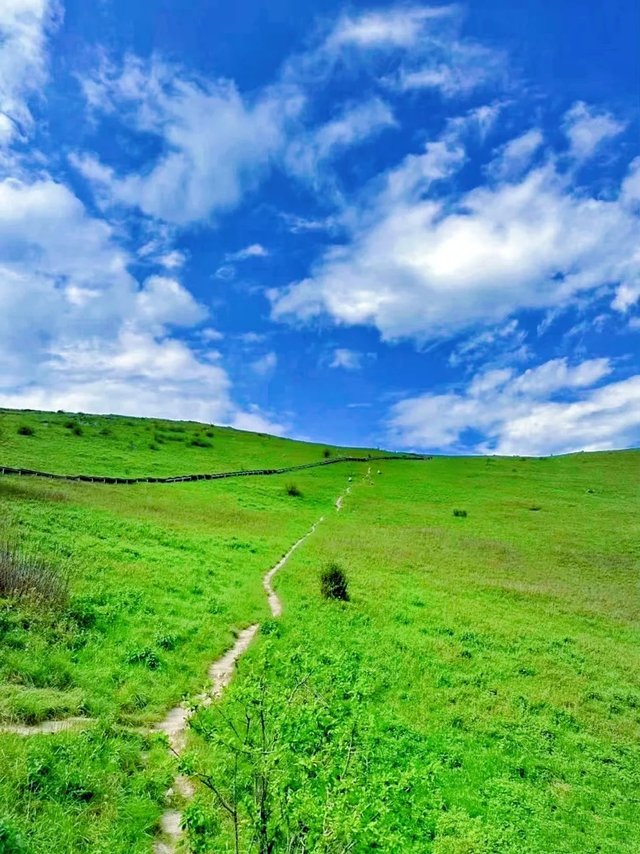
[0,408,381,478]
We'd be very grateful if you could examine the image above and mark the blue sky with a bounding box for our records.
[1,0,639,454]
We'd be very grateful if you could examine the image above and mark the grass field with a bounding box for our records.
[0,408,638,853]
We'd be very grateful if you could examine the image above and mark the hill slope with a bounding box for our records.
[0,408,638,853]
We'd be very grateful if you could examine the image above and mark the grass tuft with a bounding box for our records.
[0,542,69,609]
[452,508,467,518]
[320,562,349,601]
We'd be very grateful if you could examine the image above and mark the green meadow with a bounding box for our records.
[0,409,638,853]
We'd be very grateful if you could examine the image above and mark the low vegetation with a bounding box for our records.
[320,561,349,601]
[0,408,638,853]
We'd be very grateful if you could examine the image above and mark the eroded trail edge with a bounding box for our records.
[154,480,354,852]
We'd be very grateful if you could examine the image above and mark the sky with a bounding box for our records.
[1,0,639,455]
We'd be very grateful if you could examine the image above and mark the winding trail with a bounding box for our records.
[153,478,355,852]
[0,473,364,852]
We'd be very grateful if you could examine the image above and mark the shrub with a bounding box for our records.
[0,542,70,609]
[205,429,215,438]
[323,448,332,459]
[453,509,467,518]
[63,420,75,429]
[17,425,34,436]
[286,483,302,497]
[320,562,349,601]
[72,424,83,436]
[191,438,212,448]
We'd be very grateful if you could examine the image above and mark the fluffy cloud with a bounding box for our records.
[563,101,626,160]
[325,6,452,50]
[272,128,640,341]
[387,357,640,454]
[0,0,60,146]
[0,175,282,433]
[225,244,269,262]
[75,56,301,225]
[330,348,364,370]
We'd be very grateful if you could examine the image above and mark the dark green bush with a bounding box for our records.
[320,562,349,601]
[17,425,34,436]
[323,448,332,459]
[453,509,467,518]
[286,483,302,497]
[190,438,212,448]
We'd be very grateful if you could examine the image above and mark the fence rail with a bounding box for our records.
[0,454,431,486]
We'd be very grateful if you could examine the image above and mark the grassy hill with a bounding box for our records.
[0,408,638,853]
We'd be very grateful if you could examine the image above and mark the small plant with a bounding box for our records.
[453,509,467,518]
[529,505,542,512]
[125,646,161,669]
[286,483,302,497]
[191,437,212,448]
[205,429,215,438]
[0,542,70,608]
[72,424,83,436]
[320,562,349,601]
[17,425,34,436]
[323,448,332,459]
[63,420,75,429]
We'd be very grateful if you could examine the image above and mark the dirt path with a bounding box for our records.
[0,476,359,852]
[263,516,324,617]
[154,481,354,852]
[0,717,93,736]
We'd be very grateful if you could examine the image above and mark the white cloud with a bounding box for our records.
[251,351,278,376]
[325,6,455,51]
[396,39,504,97]
[449,319,529,367]
[272,132,640,341]
[487,128,543,180]
[330,348,364,370]
[75,56,301,225]
[134,275,207,329]
[387,357,640,455]
[225,243,269,262]
[158,250,187,270]
[563,101,626,160]
[0,0,60,146]
[286,98,396,185]
[0,174,282,432]
[621,157,640,207]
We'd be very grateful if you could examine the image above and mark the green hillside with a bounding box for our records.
[0,408,638,853]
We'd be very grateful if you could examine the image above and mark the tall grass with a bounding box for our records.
[0,542,70,608]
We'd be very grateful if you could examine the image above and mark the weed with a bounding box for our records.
[125,647,162,669]
[453,508,467,518]
[320,562,349,601]
[286,483,302,497]
[323,448,332,458]
[17,425,34,436]
[0,542,69,608]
